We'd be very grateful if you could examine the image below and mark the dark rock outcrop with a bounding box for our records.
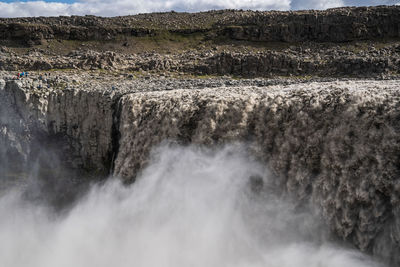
[1,6,400,45]
[219,7,400,42]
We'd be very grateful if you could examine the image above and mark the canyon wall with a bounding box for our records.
[1,78,400,264]
[0,79,115,173]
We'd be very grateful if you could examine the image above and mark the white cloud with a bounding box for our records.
[0,0,290,17]
[291,0,344,10]
[344,0,400,6]
[0,2,79,17]
[0,0,397,17]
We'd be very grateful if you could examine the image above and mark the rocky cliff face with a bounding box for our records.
[2,7,400,79]
[1,75,400,264]
[2,44,400,78]
[1,6,400,45]
[0,78,116,174]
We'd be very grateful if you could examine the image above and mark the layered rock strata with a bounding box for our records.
[0,78,115,173]
[1,6,400,45]
[1,45,400,78]
[1,6,400,79]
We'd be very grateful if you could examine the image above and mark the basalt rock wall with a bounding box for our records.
[219,6,400,42]
[1,6,400,45]
[0,79,115,173]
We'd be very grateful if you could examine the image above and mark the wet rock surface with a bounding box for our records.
[113,79,400,266]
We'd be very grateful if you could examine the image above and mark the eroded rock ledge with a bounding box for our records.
[1,73,400,264]
[1,44,400,78]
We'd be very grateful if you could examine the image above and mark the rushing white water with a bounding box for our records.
[0,144,383,267]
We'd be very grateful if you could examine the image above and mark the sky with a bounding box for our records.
[0,0,399,17]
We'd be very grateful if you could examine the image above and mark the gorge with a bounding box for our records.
[1,5,400,267]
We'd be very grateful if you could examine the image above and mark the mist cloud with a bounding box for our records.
[0,144,383,267]
[0,0,398,17]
